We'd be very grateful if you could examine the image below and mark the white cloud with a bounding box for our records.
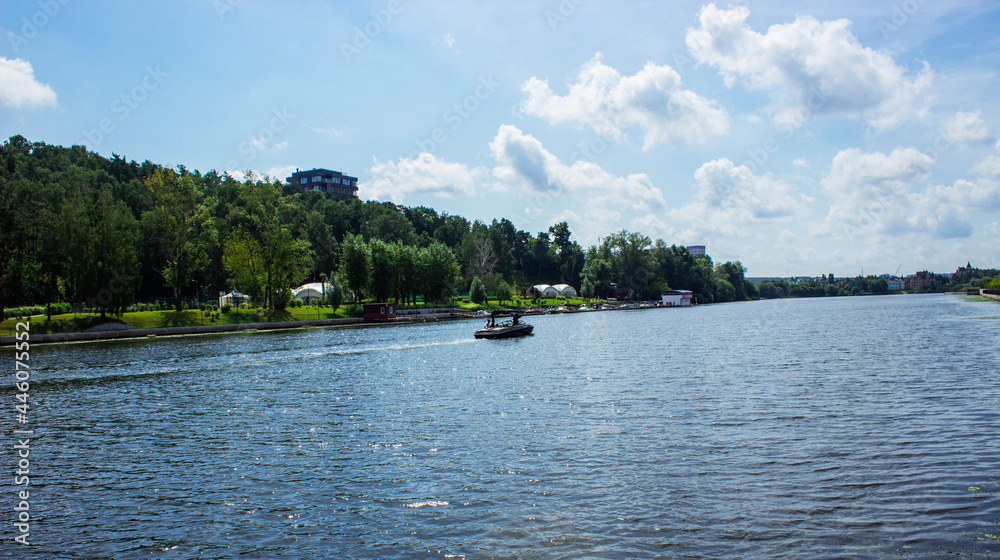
[0,57,57,108]
[943,110,990,143]
[630,213,676,241]
[669,158,810,237]
[822,147,934,235]
[489,124,664,211]
[972,154,1000,178]
[521,53,729,148]
[821,147,1000,239]
[264,165,297,182]
[363,152,487,203]
[361,125,664,214]
[224,165,298,183]
[550,208,623,246]
[307,125,345,138]
[686,4,931,130]
[793,158,810,169]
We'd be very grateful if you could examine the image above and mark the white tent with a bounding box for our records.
[552,284,578,297]
[532,284,559,297]
[219,289,251,308]
[293,282,333,304]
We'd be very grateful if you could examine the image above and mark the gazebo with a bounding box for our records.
[218,289,250,308]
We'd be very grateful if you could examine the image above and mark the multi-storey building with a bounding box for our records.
[287,168,358,197]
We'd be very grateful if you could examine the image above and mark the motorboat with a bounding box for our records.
[475,312,534,339]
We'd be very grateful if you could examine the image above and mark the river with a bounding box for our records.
[5,294,1000,559]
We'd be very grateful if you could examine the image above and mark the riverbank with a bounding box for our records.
[0,311,466,346]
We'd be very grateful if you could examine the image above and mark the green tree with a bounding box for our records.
[142,169,217,312]
[715,261,753,302]
[369,238,396,302]
[231,177,312,310]
[222,228,265,305]
[495,280,513,305]
[581,255,612,298]
[470,277,487,304]
[370,207,415,244]
[339,233,370,303]
[59,188,141,316]
[602,230,653,299]
[392,243,419,305]
[419,242,460,303]
[303,209,338,282]
[326,274,345,310]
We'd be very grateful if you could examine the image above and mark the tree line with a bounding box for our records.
[0,136,757,320]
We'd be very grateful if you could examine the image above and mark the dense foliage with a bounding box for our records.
[0,136,757,320]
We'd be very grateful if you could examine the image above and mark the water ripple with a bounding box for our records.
[5,295,1000,559]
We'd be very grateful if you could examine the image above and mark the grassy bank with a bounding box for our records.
[0,305,354,336]
[1,296,607,336]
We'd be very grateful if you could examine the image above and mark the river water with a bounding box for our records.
[5,294,1000,559]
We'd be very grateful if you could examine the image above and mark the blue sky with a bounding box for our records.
[2,0,999,276]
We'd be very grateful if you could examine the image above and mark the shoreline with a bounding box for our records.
[5,291,996,347]
[0,312,468,347]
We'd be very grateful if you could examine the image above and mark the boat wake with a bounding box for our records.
[304,337,478,358]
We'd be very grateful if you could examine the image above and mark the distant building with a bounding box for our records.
[293,282,333,305]
[686,245,706,256]
[287,168,358,197]
[531,284,560,297]
[661,290,694,307]
[362,302,396,322]
[886,278,904,291]
[551,284,578,297]
[909,271,937,290]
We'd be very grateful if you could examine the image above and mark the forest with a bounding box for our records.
[0,135,758,321]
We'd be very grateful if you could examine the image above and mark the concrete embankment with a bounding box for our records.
[0,312,468,346]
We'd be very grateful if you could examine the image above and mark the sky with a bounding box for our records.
[2,0,1000,277]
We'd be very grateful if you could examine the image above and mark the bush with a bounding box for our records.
[272,288,293,310]
[221,305,231,314]
[4,305,45,318]
[49,302,72,315]
[292,298,303,308]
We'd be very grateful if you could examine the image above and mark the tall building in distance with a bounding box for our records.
[686,245,706,256]
[287,168,359,198]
